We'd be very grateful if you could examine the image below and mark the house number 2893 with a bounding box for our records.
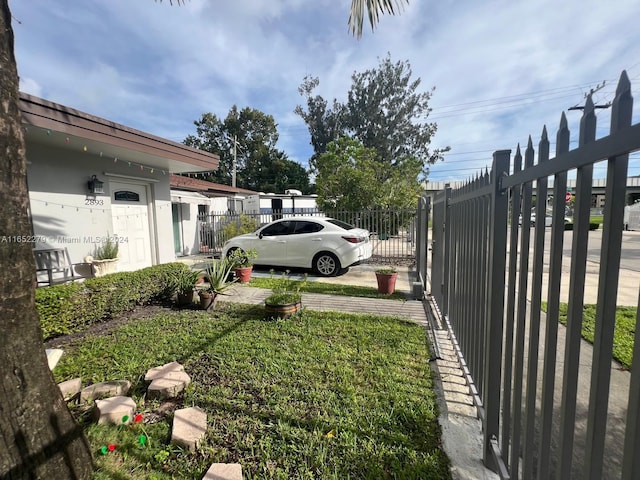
[85,199,104,206]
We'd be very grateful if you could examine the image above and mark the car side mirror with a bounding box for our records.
[259,232,264,239]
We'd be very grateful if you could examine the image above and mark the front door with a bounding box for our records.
[110,181,153,271]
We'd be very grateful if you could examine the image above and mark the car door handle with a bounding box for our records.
[311,238,322,241]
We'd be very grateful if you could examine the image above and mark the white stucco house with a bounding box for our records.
[21,93,219,272]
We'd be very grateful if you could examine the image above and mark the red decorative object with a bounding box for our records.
[134,414,143,424]
[375,271,398,295]
[234,266,253,283]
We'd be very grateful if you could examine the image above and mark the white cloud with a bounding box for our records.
[18,76,42,97]
[9,0,640,181]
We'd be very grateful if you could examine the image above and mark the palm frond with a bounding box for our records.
[348,0,409,38]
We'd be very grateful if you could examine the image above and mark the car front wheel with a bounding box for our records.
[314,252,341,277]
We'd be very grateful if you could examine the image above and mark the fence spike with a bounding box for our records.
[539,126,550,163]
[525,136,535,169]
[541,125,548,142]
[579,95,597,144]
[584,93,595,115]
[559,111,568,131]
[514,143,522,173]
[611,70,633,133]
[555,112,570,160]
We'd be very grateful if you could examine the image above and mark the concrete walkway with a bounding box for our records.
[218,284,429,326]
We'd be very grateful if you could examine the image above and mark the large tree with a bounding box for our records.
[295,54,447,180]
[315,136,423,211]
[0,1,403,477]
[0,2,94,478]
[184,106,310,193]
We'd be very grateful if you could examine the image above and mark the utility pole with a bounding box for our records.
[568,81,611,111]
[232,134,237,188]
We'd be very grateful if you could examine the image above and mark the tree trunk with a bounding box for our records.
[0,2,93,478]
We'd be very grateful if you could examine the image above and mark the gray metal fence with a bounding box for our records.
[198,207,417,265]
[428,71,640,479]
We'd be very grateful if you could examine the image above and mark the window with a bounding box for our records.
[114,191,140,202]
[261,221,293,236]
[293,221,324,234]
[326,218,355,231]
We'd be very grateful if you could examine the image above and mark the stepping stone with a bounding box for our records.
[145,362,191,400]
[80,380,131,403]
[203,463,243,480]
[45,349,64,370]
[171,406,207,452]
[94,396,136,425]
[58,378,81,401]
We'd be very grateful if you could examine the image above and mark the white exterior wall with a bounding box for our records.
[210,196,229,212]
[27,142,174,270]
[173,201,202,256]
[244,194,318,213]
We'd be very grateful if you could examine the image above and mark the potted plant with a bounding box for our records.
[375,267,398,295]
[228,248,258,283]
[264,271,306,320]
[171,268,201,306]
[86,235,119,277]
[198,257,237,310]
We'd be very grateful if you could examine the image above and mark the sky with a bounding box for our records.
[9,0,640,184]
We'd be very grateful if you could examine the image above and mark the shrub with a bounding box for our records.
[564,222,600,231]
[264,270,306,306]
[222,214,258,240]
[92,236,119,260]
[228,248,258,268]
[36,262,188,340]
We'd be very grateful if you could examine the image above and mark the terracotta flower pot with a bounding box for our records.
[234,266,253,283]
[199,292,217,311]
[264,301,302,320]
[375,271,398,295]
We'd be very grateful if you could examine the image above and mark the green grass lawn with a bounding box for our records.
[54,304,450,479]
[543,302,637,370]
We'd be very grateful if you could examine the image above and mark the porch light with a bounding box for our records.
[87,175,104,194]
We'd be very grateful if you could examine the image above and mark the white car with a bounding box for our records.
[519,211,573,227]
[221,217,372,276]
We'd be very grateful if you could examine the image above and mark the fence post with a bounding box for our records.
[415,195,429,291]
[442,186,451,317]
[483,150,510,473]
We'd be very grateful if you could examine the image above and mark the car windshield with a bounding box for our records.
[326,219,356,231]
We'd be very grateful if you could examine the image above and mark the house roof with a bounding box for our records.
[170,174,256,196]
[20,93,219,174]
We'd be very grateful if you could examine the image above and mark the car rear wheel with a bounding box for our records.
[314,252,341,277]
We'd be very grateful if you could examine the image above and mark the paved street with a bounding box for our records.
[517,228,640,306]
